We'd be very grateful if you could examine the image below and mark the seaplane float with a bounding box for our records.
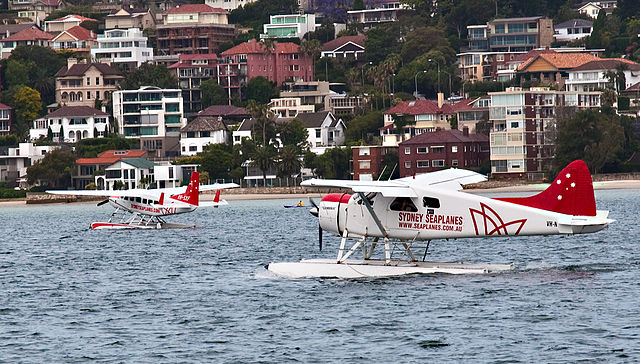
[267,160,615,278]
[47,171,238,229]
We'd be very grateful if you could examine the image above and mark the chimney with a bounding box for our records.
[67,58,78,68]
[463,126,469,136]
[437,92,444,109]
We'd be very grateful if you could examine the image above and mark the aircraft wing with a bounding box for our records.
[46,189,161,199]
[301,168,486,197]
[156,182,239,195]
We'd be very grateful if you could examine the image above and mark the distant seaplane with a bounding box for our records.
[47,171,238,229]
[267,160,615,278]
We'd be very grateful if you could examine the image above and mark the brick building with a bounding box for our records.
[352,145,398,181]
[398,128,489,177]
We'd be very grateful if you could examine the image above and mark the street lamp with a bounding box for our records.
[428,58,440,93]
[414,70,426,99]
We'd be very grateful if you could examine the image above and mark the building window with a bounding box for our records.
[96,77,100,85]
[432,160,445,167]
[452,146,458,153]
[404,161,411,168]
[86,77,90,86]
[315,129,321,138]
[404,147,410,154]
[358,160,371,169]
[431,146,444,153]
[417,160,429,168]
[452,160,458,166]
[417,147,428,153]
[189,145,197,152]
[87,91,91,99]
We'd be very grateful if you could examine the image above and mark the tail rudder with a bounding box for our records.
[213,189,221,203]
[170,171,200,206]
[496,160,596,216]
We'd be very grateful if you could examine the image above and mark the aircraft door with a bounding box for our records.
[387,196,420,239]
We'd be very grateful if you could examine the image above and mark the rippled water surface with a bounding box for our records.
[1,189,639,362]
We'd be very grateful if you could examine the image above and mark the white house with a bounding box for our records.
[153,163,198,188]
[0,143,59,188]
[577,1,617,18]
[565,59,640,92]
[554,19,593,42]
[30,106,110,142]
[97,158,155,190]
[180,115,229,156]
[321,35,366,59]
[205,0,256,11]
[91,28,154,71]
[269,97,315,118]
[295,111,346,154]
[261,14,316,39]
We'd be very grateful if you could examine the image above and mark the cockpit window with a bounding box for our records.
[390,197,418,212]
[423,197,440,208]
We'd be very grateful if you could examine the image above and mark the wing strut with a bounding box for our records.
[357,192,387,238]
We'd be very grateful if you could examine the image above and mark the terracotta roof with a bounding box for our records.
[511,48,557,63]
[56,63,123,77]
[180,53,218,61]
[50,14,97,22]
[0,102,11,110]
[399,129,488,146]
[55,25,96,41]
[76,150,147,165]
[45,106,109,118]
[295,111,333,128]
[624,81,640,92]
[570,58,640,72]
[222,39,299,55]
[385,99,455,116]
[0,24,36,38]
[322,35,366,51]
[39,0,62,6]
[198,105,249,118]
[518,52,599,71]
[555,19,592,29]
[450,98,482,112]
[181,115,227,132]
[2,27,53,42]
[164,4,227,15]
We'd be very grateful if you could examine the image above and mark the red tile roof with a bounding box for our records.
[39,0,62,6]
[179,53,218,61]
[198,105,249,117]
[57,25,96,41]
[518,52,598,71]
[221,39,299,55]
[76,150,147,165]
[570,58,640,71]
[322,35,366,51]
[511,48,557,63]
[399,129,488,146]
[0,102,11,110]
[164,4,227,14]
[50,14,97,22]
[2,27,53,42]
[385,99,455,116]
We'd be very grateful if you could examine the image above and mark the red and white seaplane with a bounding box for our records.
[267,160,614,278]
[47,171,238,229]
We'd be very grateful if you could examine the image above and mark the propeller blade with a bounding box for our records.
[97,199,109,206]
[309,198,319,217]
[318,224,323,251]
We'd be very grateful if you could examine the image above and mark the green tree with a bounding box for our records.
[278,117,309,150]
[245,76,278,104]
[13,86,42,140]
[345,110,383,144]
[199,143,234,180]
[299,39,322,81]
[247,100,276,145]
[554,109,625,174]
[306,147,350,179]
[250,142,278,187]
[117,63,178,90]
[75,135,137,157]
[379,148,399,180]
[27,148,76,188]
[200,78,228,108]
[4,59,30,88]
[278,145,302,186]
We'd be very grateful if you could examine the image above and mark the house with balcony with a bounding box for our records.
[296,111,346,154]
[565,59,640,92]
[73,149,148,189]
[205,0,256,11]
[30,106,110,143]
[324,93,366,116]
[347,0,409,30]
[261,14,316,39]
[0,143,59,188]
[516,52,599,90]
[451,97,490,134]
[44,14,97,32]
[269,97,315,118]
[179,114,229,156]
[352,145,398,181]
[576,1,617,18]
[466,17,554,54]
[399,128,489,176]
[98,158,156,190]
[321,35,366,59]
[105,8,156,30]
[488,87,601,178]
[0,26,53,59]
[380,97,456,147]
[0,103,12,136]
[91,28,154,71]
[51,25,96,58]
[280,80,334,105]
[222,39,313,86]
[55,58,124,108]
[554,19,593,42]
[168,53,242,112]
[156,4,236,57]
[113,86,187,158]
[9,0,64,17]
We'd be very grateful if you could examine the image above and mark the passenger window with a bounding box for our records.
[390,197,418,212]
[423,197,440,208]
[136,197,141,203]
[142,199,147,204]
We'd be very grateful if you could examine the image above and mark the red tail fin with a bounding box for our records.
[495,160,596,216]
[213,189,221,203]
[170,171,200,206]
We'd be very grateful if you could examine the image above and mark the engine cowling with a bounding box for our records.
[318,193,351,236]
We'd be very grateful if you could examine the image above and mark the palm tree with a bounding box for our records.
[299,39,321,81]
[247,100,274,145]
[251,144,278,187]
[278,145,302,187]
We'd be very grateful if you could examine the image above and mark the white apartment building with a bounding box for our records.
[270,97,315,118]
[91,28,153,70]
[30,106,110,142]
[113,86,187,158]
[0,143,59,188]
[205,0,255,11]
[565,59,640,92]
[261,14,316,39]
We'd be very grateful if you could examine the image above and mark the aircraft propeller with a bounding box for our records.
[309,198,322,251]
[97,199,109,207]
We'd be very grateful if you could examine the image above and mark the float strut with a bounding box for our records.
[422,240,431,262]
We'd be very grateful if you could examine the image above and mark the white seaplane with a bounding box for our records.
[47,171,238,229]
[267,160,614,278]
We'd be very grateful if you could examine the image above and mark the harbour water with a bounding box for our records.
[1,189,639,362]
